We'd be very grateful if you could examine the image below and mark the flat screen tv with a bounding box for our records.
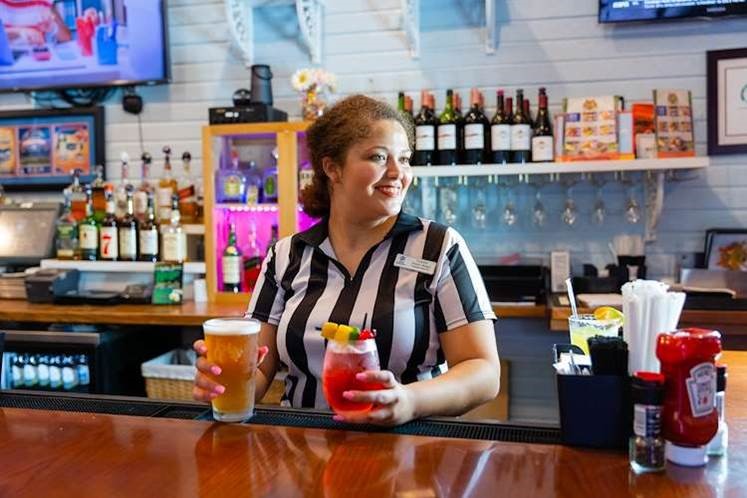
[0,0,169,92]
[600,0,747,23]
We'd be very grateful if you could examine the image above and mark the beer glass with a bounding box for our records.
[203,317,260,422]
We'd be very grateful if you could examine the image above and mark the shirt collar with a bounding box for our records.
[295,211,423,248]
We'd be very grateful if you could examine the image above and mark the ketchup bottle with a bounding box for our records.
[656,328,721,467]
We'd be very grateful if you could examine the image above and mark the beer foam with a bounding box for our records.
[203,318,260,335]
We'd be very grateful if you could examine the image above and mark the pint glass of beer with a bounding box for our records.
[203,317,260,422]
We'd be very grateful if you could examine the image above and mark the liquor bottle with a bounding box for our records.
[243,222,262,292]
[216,145,246,203]
[464,88,490,165]
[298,160,314,202]
[157,145,178,224]
[413,90,437,166]
[79,187,99,261]
[55,190,78,260]
[69,169,87,222]
[36,354,50,387]
[90,165,107,223]
[245,160,262,206]
[437,89,458,165]
[99,189,119,261]
[532,88,554,163]
[118,185,138,261]
[48,355,62,390]
[263,147,279,203]
[115,152,130,220]
[178,151,198,224]
[490,90,511,164]
[511,89,532,164]
[222,222,242,293]
[133,152,153,223]
[138,192,159,262]
[161,194,186,263]
[61,355,78,390]
[76,354,90,387]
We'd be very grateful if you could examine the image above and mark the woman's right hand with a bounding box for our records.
[192,340,269,403]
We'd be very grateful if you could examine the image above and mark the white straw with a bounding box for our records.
[566,278,578,317]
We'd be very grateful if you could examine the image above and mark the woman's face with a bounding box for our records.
[328,119,412,222]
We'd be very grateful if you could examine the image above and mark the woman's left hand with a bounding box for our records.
[335,370,416,427]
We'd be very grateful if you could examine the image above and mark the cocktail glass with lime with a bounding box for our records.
[568,313,622,355]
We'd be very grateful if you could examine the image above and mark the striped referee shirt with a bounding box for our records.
[246,211,496,410]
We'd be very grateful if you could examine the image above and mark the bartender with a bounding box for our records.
[193,94,501,426]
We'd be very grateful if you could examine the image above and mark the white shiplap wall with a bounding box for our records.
[3,0,747,278]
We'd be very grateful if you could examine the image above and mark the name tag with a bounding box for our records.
[394,254,437,275]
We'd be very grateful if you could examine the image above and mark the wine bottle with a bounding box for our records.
[118,186,139,261]
[511,89,531,164]
[490,91,510,164]
[437,89,458,165]
[453,91,465,164]
[222,222,242,293]
[413,90,437,166]
[464,88,489,165]
[138,192,159,262]
[79,187,99,261]
[532,88,554,163]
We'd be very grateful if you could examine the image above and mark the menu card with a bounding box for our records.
[561,96,622,161]
[653,89,695,158]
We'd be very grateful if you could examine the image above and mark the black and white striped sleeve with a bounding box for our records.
[246,240,286,326]
[432,228,496,333]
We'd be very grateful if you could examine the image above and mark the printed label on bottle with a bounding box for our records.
[57,247,74,259]
[686,363,716,418]
[162,233,186,262]
[246,185,259,206]
[416,125,435,151]
[491,124,511,151]
[438,124,457,150]
[223,255,242,284]
[100,226,118,259]
[464,123,485,150]
[633,404,662,438]
[224,175,242,198]
[119,229,137,258]
[299,169,314,191]
[157,187,173,209]
[264,175,277,199]
[139,229,158,256]
[133,191,147,216]
[79,225,98,250]
[532,136,554,161]
[510,124,531,150]
[56,223,76,258]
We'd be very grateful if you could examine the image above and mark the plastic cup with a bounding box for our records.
[569,314,621,355]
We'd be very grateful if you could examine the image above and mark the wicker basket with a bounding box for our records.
[141,349,286,405]
[141,350,197,401]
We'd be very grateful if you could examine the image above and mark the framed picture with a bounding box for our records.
[0,107,105,190]
[707,48,747,156]
[704,228,747,271]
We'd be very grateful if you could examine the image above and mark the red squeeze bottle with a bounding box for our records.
[656,328,721,467]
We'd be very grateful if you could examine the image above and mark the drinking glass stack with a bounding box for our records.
[622,280,686,374]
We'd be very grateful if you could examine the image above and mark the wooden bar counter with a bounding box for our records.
[1,351,745,498]
[0,299,547,326]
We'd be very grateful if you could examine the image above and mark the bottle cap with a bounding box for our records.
[665,441,707,467]
[631,371,665,405]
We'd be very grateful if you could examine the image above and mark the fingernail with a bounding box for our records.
[211,366,221,375]
[214,385,225,394]
[355,373,366,380]
[342,391,354,400]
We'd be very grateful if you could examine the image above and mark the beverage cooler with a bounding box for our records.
[0,328,176,396]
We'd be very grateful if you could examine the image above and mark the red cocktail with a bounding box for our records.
[322,338,381,415]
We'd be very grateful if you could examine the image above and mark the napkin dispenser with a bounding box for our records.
[25,269,79,303]
[478,265,548,304]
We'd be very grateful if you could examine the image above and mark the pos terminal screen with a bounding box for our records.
[0,206,57,264]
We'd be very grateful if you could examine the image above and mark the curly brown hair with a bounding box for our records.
[301,94,415,218]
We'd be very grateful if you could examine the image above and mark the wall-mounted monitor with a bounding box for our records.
[600,0,747,23]
[0,0,169,92]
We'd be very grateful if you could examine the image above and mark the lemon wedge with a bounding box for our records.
[593,306,624,324]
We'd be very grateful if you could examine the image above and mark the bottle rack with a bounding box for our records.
[202,122,313,304]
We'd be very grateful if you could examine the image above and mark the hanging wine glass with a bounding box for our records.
[625,185,641,224]
[439,178,458,226]
[404,176,422,215]
[502,177,518,226]
[561,184,577,226]
[529,174,547,227]
[591,178,606,225]
[471,177,487,229]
